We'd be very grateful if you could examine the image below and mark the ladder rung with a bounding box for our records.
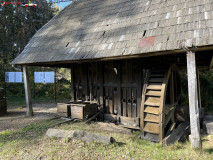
[144,122,160,134]
[144,113,160,123]
[144,106,160,114]
[146,90,161,96]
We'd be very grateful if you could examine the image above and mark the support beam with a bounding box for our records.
[99,63,104,108]
[70,65,75,102]
[186,51,202,149]
[23,65,33,117]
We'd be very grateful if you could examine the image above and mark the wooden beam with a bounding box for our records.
[197,70,204,119]
[70,64,75,102]
[99,63,104,108]
[163,122,190,146]
[196,70,202,109]
[114,61,121,115]
[23,65,33,117]
[186,51,202,149]
[82,63,88,101]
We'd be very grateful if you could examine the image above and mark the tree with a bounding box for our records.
[0,0,59,87]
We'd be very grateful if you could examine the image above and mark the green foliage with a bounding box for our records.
[0,3,71,102]
[181,69,213,112]
[199,70,213,112]
[0,1,59,86]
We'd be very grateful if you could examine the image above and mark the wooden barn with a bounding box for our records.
[12,0,213,148]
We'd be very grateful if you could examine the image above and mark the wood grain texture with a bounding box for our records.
[70,65,75,102]
[186,51,202,149]
[23,65,33,117]
[144,122,160,134]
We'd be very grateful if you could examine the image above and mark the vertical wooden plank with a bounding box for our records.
[105,87,109,113]
[109,87,113,114]
[127,60,132,117]
[114,61,121,115]
[137,68,142,117]
[186,51,202,149]
[82,63,88,102]
[99,63,104,108]
[88,63,92,103]
[170,70,175,122]
[113,87,118,114]
[89,85,92,103]
[117,63,121,115]
[122,88,127,116]
[132,88,137,118]
[170,71,174,105]
[127,88,132,117]
[174,70,177,101]
[197,70,202,109]
[23,65,33,117]
[128,60,132,84]
[70,64,75,102]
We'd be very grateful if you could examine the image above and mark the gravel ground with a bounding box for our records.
[0,103,58,132]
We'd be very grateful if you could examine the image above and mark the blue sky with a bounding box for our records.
[56,2,71,9]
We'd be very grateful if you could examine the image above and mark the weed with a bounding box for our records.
[0,120,213,159]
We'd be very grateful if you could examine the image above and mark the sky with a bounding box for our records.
[57,1,71,9]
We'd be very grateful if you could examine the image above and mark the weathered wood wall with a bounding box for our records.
[70,52,212,128]
[72,59,143,126]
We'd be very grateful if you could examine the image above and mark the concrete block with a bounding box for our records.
[203,115,213,135]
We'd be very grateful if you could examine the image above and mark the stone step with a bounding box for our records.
[203,115,213,135]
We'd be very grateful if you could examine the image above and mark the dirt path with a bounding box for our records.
[0,103,58,131]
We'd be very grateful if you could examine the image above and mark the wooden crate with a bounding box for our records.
[0,99,7,116]
[57,103,71,117]
[71,102,97,120]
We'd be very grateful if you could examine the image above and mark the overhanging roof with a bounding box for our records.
[12,0,213,65]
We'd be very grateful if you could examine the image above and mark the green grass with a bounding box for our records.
[0,120,213,160]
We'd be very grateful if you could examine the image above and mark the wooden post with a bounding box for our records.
[186,51,202,149]
[99,63,104,108]
[70,65,75,102]
[54,69,57,102]
[114,61,121,115]
[82,63,88,102]
[23,65,33,117]
[196,70,202,109]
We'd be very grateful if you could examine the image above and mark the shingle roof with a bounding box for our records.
[12,0,213,65]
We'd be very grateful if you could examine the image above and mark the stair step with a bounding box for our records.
[147,83,162,90]
[146,90,161,97]
[144,122,160,134]
[145,97,160,106]
[149,78,164,83]
[144,106,160,114]
[144,113,160,123]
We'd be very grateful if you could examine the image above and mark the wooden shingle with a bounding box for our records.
[11,0,213,65]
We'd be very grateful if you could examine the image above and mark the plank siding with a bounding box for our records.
[72,60,143,126]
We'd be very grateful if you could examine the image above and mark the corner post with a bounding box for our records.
[186,51,202,149]
[23,65,33,117]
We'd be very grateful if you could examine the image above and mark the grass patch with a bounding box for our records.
[0,120,213,159]
[0,119,59,146]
